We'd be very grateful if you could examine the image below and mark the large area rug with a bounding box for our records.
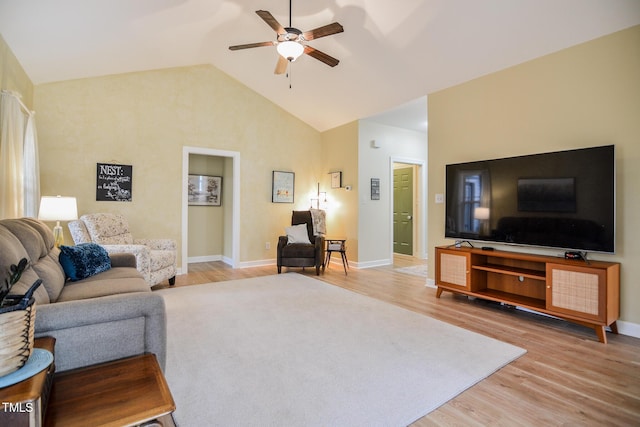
[158,274,525,426]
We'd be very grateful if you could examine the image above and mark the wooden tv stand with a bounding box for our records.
[434,246,620,343]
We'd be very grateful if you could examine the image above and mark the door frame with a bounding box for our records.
[389,156,427,261]
[181,146,241,274]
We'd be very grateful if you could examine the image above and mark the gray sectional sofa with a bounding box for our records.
[0,218,166,372]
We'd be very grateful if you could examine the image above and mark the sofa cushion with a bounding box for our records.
[0,218,50,265]
[59,243,112,281]
[0,221,51,305]
[31,249,67,302]
[6,268,51,305]
[56,268,149,302]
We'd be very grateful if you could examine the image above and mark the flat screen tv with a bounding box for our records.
[445,145,615,253]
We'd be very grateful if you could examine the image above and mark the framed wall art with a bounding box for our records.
[272,171,294,203]
[96,163,133,202]
[371,178,380,200]
[188,175,222,206]
[330,171,342,189]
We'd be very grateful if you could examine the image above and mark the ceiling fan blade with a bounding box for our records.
[256,10,285,34]
[304,46,340,67]
[229,41,274,51]
[274,56,288,75]
[302,22,344,41]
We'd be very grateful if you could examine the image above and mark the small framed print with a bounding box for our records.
[330,171,342,189]
[272,171,295,203]
[188,175,222,206]
[371,178,380,200]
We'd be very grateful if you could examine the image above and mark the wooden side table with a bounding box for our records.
[44,353,175,427]
[325,239,349,275]
[0,336,56,427]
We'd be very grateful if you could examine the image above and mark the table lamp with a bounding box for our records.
[38,196,78,247]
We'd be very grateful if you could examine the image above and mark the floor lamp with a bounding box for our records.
[38,196,78,247]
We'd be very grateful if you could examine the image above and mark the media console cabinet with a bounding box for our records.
[434,246,620,343]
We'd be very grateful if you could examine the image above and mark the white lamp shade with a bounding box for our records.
[38,196,78,221]
[474,207,490,220]
[277,41,304,61]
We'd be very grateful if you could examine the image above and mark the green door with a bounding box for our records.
[393,167,413,255]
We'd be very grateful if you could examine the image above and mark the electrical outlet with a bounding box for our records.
[265,242,271,250]
[435,193,444,204]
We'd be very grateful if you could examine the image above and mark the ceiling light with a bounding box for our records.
[277,41,304,62]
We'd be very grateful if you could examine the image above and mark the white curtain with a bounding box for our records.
[23,114,41,217]
[0,92,25,219]
[0,90,39,219]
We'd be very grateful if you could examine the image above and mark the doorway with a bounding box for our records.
[181,147,240,275]
[389,157,426,261]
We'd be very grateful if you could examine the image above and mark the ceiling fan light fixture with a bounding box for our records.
[277,40,304,61]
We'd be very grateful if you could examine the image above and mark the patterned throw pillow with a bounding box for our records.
[59,243,111,281]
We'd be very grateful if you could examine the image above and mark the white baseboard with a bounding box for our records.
[236,259,276,269]
[617,320,640,339]
[354,259,391,269]
[187,255,222,263]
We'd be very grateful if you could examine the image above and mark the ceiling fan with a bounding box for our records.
[228,0,344,74]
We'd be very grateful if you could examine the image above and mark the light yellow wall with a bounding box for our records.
[188,154,225,258]
[321,121,359,261]
[428,26,640,324]
[34,64,323,267]
[0,33,33,107]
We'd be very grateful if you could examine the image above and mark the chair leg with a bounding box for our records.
[169,276,176,286]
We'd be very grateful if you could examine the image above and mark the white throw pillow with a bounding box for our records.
[285,224,311,244]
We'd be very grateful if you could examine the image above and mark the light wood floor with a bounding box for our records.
[154,256,640,426]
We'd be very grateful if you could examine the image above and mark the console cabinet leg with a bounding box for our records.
[595,326,608,344]
[436,287,444,298]
[609,321,619,335]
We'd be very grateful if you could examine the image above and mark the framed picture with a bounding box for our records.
[188,175,222,206]
[272,171,295,203]
[330,171,342,189]
[371,178,380,200]
[96,163,133,202]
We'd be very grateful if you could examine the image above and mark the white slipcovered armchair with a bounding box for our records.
[68,213,176,286]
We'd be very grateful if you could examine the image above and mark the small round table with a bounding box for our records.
[324,239,348,275]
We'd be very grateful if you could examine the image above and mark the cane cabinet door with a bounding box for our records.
[546,263,607,323]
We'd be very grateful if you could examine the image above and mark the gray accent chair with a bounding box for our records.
[277,210,325,275]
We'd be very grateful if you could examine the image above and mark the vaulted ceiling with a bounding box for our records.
[1,0,638,132]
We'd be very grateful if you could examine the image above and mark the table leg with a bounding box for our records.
[341,251,348,275]
[325,251,332,269]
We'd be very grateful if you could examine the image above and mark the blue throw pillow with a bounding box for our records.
[59,243,111,281]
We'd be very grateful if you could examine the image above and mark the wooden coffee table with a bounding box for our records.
[44,353,175,427]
